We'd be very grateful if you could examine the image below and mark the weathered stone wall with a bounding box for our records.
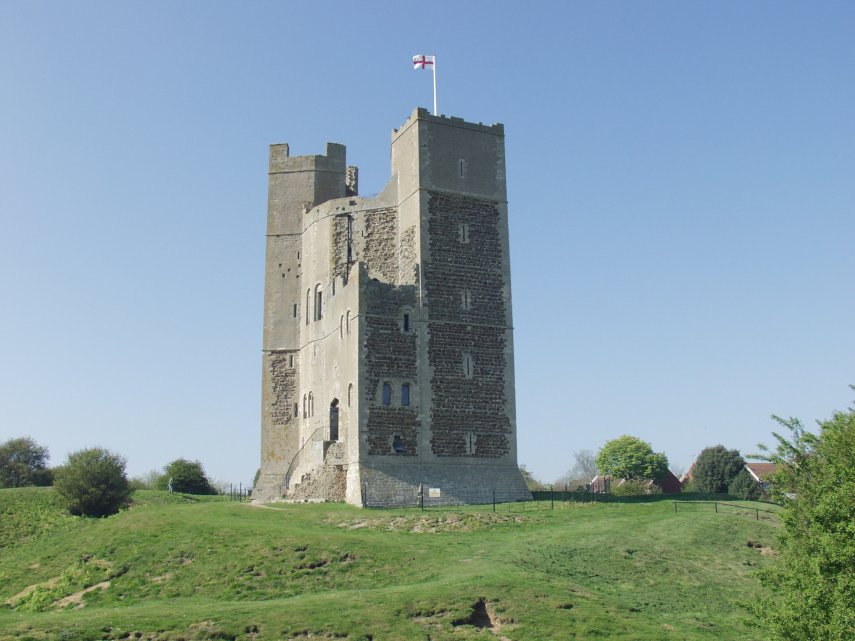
[424,193,510,458]
[363,280,420,456]
[267,351,297,427]
[363,208,399,283]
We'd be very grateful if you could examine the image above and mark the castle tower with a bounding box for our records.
[253,108,529,506]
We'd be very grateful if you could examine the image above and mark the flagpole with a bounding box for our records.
[432,55,437,116]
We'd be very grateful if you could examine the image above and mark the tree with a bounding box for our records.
[518,464,545,491]
[0,437,51,488]
[160,458,216,495]
[53,448,131,517]
[569,449,598,481]
[727,468,762,500]
[595,435,669,481]
[692,445,745,493]
[751,403,855,640]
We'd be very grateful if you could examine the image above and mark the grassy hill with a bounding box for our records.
[0,487,781,641]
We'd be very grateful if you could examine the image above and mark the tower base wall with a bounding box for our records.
[356,462,531,508]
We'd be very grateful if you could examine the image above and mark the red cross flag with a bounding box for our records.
[412,54,438,115]
[412,54,435,69]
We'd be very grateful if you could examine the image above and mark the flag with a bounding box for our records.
[412,54,435,70]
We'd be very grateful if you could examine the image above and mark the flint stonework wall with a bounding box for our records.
[424,193,510,458]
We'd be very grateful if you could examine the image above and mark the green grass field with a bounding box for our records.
[0,488,781,641]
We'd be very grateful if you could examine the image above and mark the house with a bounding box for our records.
[744,462,776,492]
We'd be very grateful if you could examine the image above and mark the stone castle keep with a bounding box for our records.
[253,108,530,507]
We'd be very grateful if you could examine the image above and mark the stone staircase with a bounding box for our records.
[287,441,347,502]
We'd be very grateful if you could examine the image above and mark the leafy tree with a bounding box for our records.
[595,435,668,481]
[693,445,745,493]
[727,468,762,500]
[160,458,216,495]
[0,437,51,488]
[53,448,131,517]
[751,402,855,640]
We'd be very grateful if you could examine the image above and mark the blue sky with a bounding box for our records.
[1,1,853,485]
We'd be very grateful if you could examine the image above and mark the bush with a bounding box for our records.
[728,468,762,500]
[693,445,745,493]
[160,458,216,495]
[753,405,855,640]
[53,448,131,517]
[612,480,655,496]
[0,437,51,488]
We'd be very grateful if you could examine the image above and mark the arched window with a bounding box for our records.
[346,310,351,334]
[382,382,392,406]
[329,399,339,441]
[303,394,307,419]
[348,383,353,407]
[308,392,314,417]
[401,383,410,406]
[305,289,311,325]
[340,315,344,338]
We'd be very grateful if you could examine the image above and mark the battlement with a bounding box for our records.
[392,107,504,142]
[269,142,347,174]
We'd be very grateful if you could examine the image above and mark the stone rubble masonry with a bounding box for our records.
[253,107,529,507]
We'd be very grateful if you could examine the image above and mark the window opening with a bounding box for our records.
[293,402,299,418]
[340,315,344,338]
[382,382,392,406]
[303,394,307,419]
[403,313,410,332]
[392,435,405,454]
[348,383,353,407]
[293,303,297,318]
[401,383,410,406]
[463,353,474,379]
[288,354,294,367]
[346,310,351,334]
[314,285,323,321]
[329,399,339,441]
[309,392,314,417]
[458,223,470,244]
[464,432,477,454]
[305,289,310,325]
[459,158,465,178]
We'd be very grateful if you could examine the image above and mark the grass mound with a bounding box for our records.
[0,489,779,641]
